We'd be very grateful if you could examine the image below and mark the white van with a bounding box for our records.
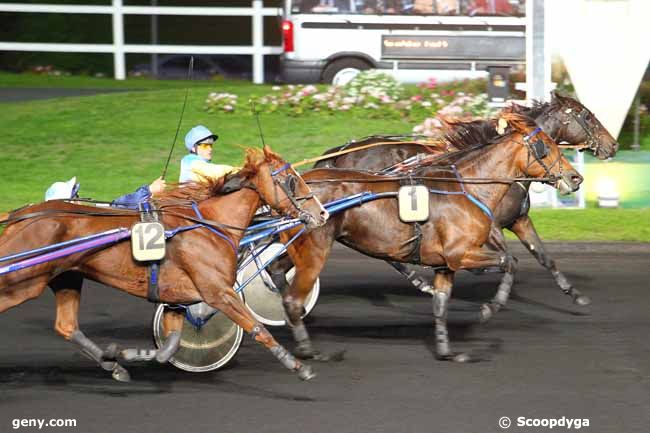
[280,0,526,84]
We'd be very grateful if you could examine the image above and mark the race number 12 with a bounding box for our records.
[131,222,166,261]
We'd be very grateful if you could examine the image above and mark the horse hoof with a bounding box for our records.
[112,365,131,383]
[573,295,591,306]
[479,304,493,323]
[296,364,316,381]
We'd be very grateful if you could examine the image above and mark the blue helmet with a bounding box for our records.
[184,125,219,152]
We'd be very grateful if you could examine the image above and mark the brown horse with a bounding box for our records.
[276,113,583,362]
[0,146,328,381]
[308,93,618,317]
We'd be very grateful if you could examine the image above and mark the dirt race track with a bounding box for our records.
[0,241,648,433]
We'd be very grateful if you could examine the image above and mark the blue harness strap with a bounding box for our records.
[427,165,494,221]
[189,202,237,253]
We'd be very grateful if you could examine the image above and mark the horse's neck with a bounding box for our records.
[199,188,260,243]
[455,138,523,212]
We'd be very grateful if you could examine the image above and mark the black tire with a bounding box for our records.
[322,58,371,84]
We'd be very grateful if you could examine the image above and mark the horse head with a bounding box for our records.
[500,113,584,194]
[241,145,329,230]
[509,93,618,160]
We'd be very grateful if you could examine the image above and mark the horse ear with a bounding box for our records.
[263,144,272,158]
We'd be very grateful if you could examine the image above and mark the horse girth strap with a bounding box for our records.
[138,201,163,304]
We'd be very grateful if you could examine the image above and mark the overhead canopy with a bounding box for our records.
[548,0,650,138]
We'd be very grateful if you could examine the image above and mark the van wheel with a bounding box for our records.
[322,58,371,85]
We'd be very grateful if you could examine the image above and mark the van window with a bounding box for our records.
[292,0,525,16]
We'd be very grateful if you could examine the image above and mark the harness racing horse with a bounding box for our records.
[276,113,584,362]
[0,146,328,381]
[306,93,617,319]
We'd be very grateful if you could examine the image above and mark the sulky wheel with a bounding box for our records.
[240,243,320,327]
[152,296,244,373]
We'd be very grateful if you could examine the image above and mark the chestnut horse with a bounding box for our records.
[0,146,327,381]
[308,93,617,318]
[276,113,583,362]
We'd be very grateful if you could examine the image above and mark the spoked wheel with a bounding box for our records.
[152,295,244,372]
[241,243,320,327]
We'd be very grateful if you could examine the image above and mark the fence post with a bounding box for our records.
[252,0,264,84]
[112,0,126,80]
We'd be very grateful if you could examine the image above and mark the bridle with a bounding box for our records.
[540,104,604,156]
[269,162,318,222]
[522,127,564,187]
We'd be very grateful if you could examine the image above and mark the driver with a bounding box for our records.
[179,125,238,183]
[45,176,166,209]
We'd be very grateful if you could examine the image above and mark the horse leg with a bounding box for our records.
[386,261,434,294]
[479,225,518,323]
[431,270,469,362]
[118,307,182,364]
[280,231,342,362]
[508,215,590,306]
[49,273,130,382]
[156,308,183,363]
[201,285,315,380]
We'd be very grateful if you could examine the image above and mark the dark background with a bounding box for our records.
[0,0,283,75]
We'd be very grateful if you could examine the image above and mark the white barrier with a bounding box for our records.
[0,1,283,83]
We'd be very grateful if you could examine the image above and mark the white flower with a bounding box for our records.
[223,105,234,111]
[272,85,281,91]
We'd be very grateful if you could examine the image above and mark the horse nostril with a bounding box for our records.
[571,174,583,185]
[321,210,330,221]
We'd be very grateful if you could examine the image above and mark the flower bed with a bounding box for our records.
[204,71,495,124]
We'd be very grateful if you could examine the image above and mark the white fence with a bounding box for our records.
[0,1,283,83]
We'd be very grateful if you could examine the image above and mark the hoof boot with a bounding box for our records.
[112,364,131,382]
[296,364,316,381]
[573,294,591,306]
[479,304,493,323]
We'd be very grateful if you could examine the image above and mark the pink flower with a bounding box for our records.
[411,95,423,101]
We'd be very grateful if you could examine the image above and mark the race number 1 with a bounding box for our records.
[398,185,430,222]
[131,222,166,261]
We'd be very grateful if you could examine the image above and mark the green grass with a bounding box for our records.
[510,208,650,242]
[1,73,649,242]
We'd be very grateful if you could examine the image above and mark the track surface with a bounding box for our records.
[0,242,648,433]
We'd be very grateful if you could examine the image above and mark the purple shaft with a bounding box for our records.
[0,228,131,276]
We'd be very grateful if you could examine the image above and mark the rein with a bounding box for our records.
[292,140,443,168]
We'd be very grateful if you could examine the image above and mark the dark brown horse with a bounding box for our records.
[276,113,583,362]
[309,93,618,319]
[0,146,327,381]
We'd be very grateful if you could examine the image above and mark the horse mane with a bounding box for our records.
[156,147,281,203]
[504,92,579,120]
[418,112,540,168]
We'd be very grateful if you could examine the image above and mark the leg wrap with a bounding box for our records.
[433,292,450,356]
[156,330,181,363]
[494,272,514,307]
[270,345,299,371]
[70,330,105,363]
[552,269,573,293]
[292,323,310,344]
[121,348,157,362]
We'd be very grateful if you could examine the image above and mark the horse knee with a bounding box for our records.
[251,324,274,346]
